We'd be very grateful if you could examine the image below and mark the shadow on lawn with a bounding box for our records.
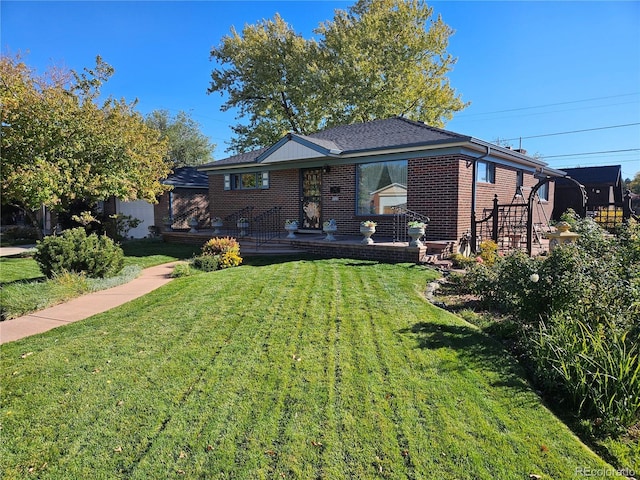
[401,321,534,395]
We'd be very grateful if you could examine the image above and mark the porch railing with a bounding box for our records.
[252,206,282,247]
[391,206,430,244]
[224,206,254,238]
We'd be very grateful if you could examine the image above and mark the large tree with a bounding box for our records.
[145,110,215,167]
[1,55,172,237]
[208,0,468,152]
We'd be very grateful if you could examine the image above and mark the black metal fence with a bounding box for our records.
[391,206,430,244]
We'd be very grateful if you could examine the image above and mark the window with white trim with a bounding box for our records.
[224,172,269,190]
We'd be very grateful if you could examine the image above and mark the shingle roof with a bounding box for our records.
[201,117,470,168]
[555,165,622,186]
[162,166,209,188]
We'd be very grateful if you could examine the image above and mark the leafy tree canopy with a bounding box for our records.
[145,110,215,167]
[208,0,468,153]
[626,171,640,194]
[1,54,172,236]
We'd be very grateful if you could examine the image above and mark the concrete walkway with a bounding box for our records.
[0,244,37,257]
[0,262,179,344]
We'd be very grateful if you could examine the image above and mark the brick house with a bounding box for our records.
[199,117,563,244]
[154,166,210,230]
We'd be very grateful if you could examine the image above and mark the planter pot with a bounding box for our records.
[212,221,223,235]
[237,222,249,237]
[189,219,199,233]
[284,223,298,239]
[408,226,425,247]
[163,222,173,232]
[323,225,337,241]
[360,226,376,245]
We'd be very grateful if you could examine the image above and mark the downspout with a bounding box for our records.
[470,145,491,254]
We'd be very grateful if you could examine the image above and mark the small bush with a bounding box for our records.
[219,250,243,269]
[192,255,220,272]
[201,236,242,269]
[171,263,192,278]
[478,240,499,266]
[34,228,124,279]
[450,253,476,269]
[202,237,240,256]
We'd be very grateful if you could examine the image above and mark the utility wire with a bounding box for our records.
[503,123,640,142]
[542,148,640,159]
[455,92,640,118]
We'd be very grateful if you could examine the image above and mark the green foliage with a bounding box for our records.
[478,239,499,266]
[462,218,640,433]
[103,213,142,241]
[208,0,467,152]
[145,109,215,167]
[34,227,124,279]
[191,254,220,272]
[171,263,192,278]
[450,253,476,269]
[0,54,171,237]
[202,236,240,256]
[531,316,640,432]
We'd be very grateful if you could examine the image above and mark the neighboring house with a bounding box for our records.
[552,165,624,220]
[102,166,210,237]
[199,117,564,243]
[154,166,210,230]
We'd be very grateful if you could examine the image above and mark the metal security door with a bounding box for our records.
[301,168,322,229]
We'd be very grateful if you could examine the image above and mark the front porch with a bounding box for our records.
[162,229,457,264]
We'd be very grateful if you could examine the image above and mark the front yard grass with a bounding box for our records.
[1,258,615,479]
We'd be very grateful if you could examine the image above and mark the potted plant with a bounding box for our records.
[407,221,426,247]
[211,216,223,235]
[360,220,377,245]
[236,217,249,237]
[284,219,298,239]
[323,219,337,241]
[162,216,173,232]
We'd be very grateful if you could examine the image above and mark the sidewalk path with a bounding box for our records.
[0,244,37,257]
[0,262,179,344]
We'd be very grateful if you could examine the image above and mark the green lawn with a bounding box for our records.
[0,258,615,479]
[0,239,201,320]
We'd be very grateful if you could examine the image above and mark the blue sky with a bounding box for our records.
[2,1,639,180]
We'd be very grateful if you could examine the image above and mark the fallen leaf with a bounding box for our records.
[265,450,276,456]
[311,441,323,447]
[401,449,409,457]
[206,445,214,451]
[113,446,123,453]
[92,368,101,374]
[117,400,124,406]
[540,444,549,452]
[177,469,185,475]
[179,450,188,459]
[529,475,541,480]
[20,352,34,359]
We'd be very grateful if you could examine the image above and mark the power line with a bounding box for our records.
[455,92,640,118]
[503,122,640,141]
[541,148,640,159]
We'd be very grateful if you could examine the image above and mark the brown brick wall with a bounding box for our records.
[205,155,555,240]
[154,188,210,229]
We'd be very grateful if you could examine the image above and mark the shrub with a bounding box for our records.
[219,250,243,269]
[192,255,220,272]
[171,263,192,278]
[202,236,240,256]
[201,236,242,268]
[450,253,476,269]
[34,228,124,279]
[478,240,499,266]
